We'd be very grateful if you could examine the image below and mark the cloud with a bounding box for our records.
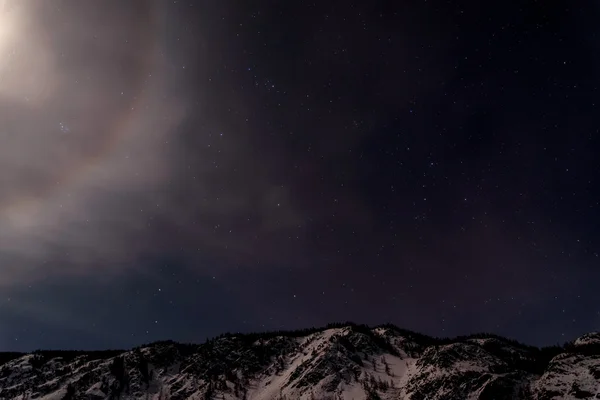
[0,0,313,288]
[0,1,188,286]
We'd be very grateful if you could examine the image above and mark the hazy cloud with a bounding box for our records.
[0,0,311,287]
[0,1,187,285]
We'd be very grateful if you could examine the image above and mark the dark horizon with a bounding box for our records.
[0,321,589,354]
[0,0,599,352]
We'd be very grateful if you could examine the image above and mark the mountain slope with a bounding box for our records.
[0,323,598,399]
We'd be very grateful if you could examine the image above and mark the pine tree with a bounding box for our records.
[62,383,75,400]
[381,356,392,376]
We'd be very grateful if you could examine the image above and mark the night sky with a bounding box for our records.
[0,0,599,352]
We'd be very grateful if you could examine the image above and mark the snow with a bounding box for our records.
[248,329,343,400]
[85,381,106,397]
[573,332,600,347]
[244,328,416,400]
[38,387,68,400]
[533,352,600,399]
[1,325,599,400]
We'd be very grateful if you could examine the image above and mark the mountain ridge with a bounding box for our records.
[0,322,599,399]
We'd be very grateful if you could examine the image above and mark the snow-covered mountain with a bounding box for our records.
[0,323,599,399]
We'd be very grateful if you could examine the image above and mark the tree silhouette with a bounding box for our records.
[62,383,75,400]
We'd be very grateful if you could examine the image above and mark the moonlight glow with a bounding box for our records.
[0,1,55,103]
[0,0,19,67]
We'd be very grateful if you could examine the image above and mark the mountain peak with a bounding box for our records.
[0,324,599,399]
